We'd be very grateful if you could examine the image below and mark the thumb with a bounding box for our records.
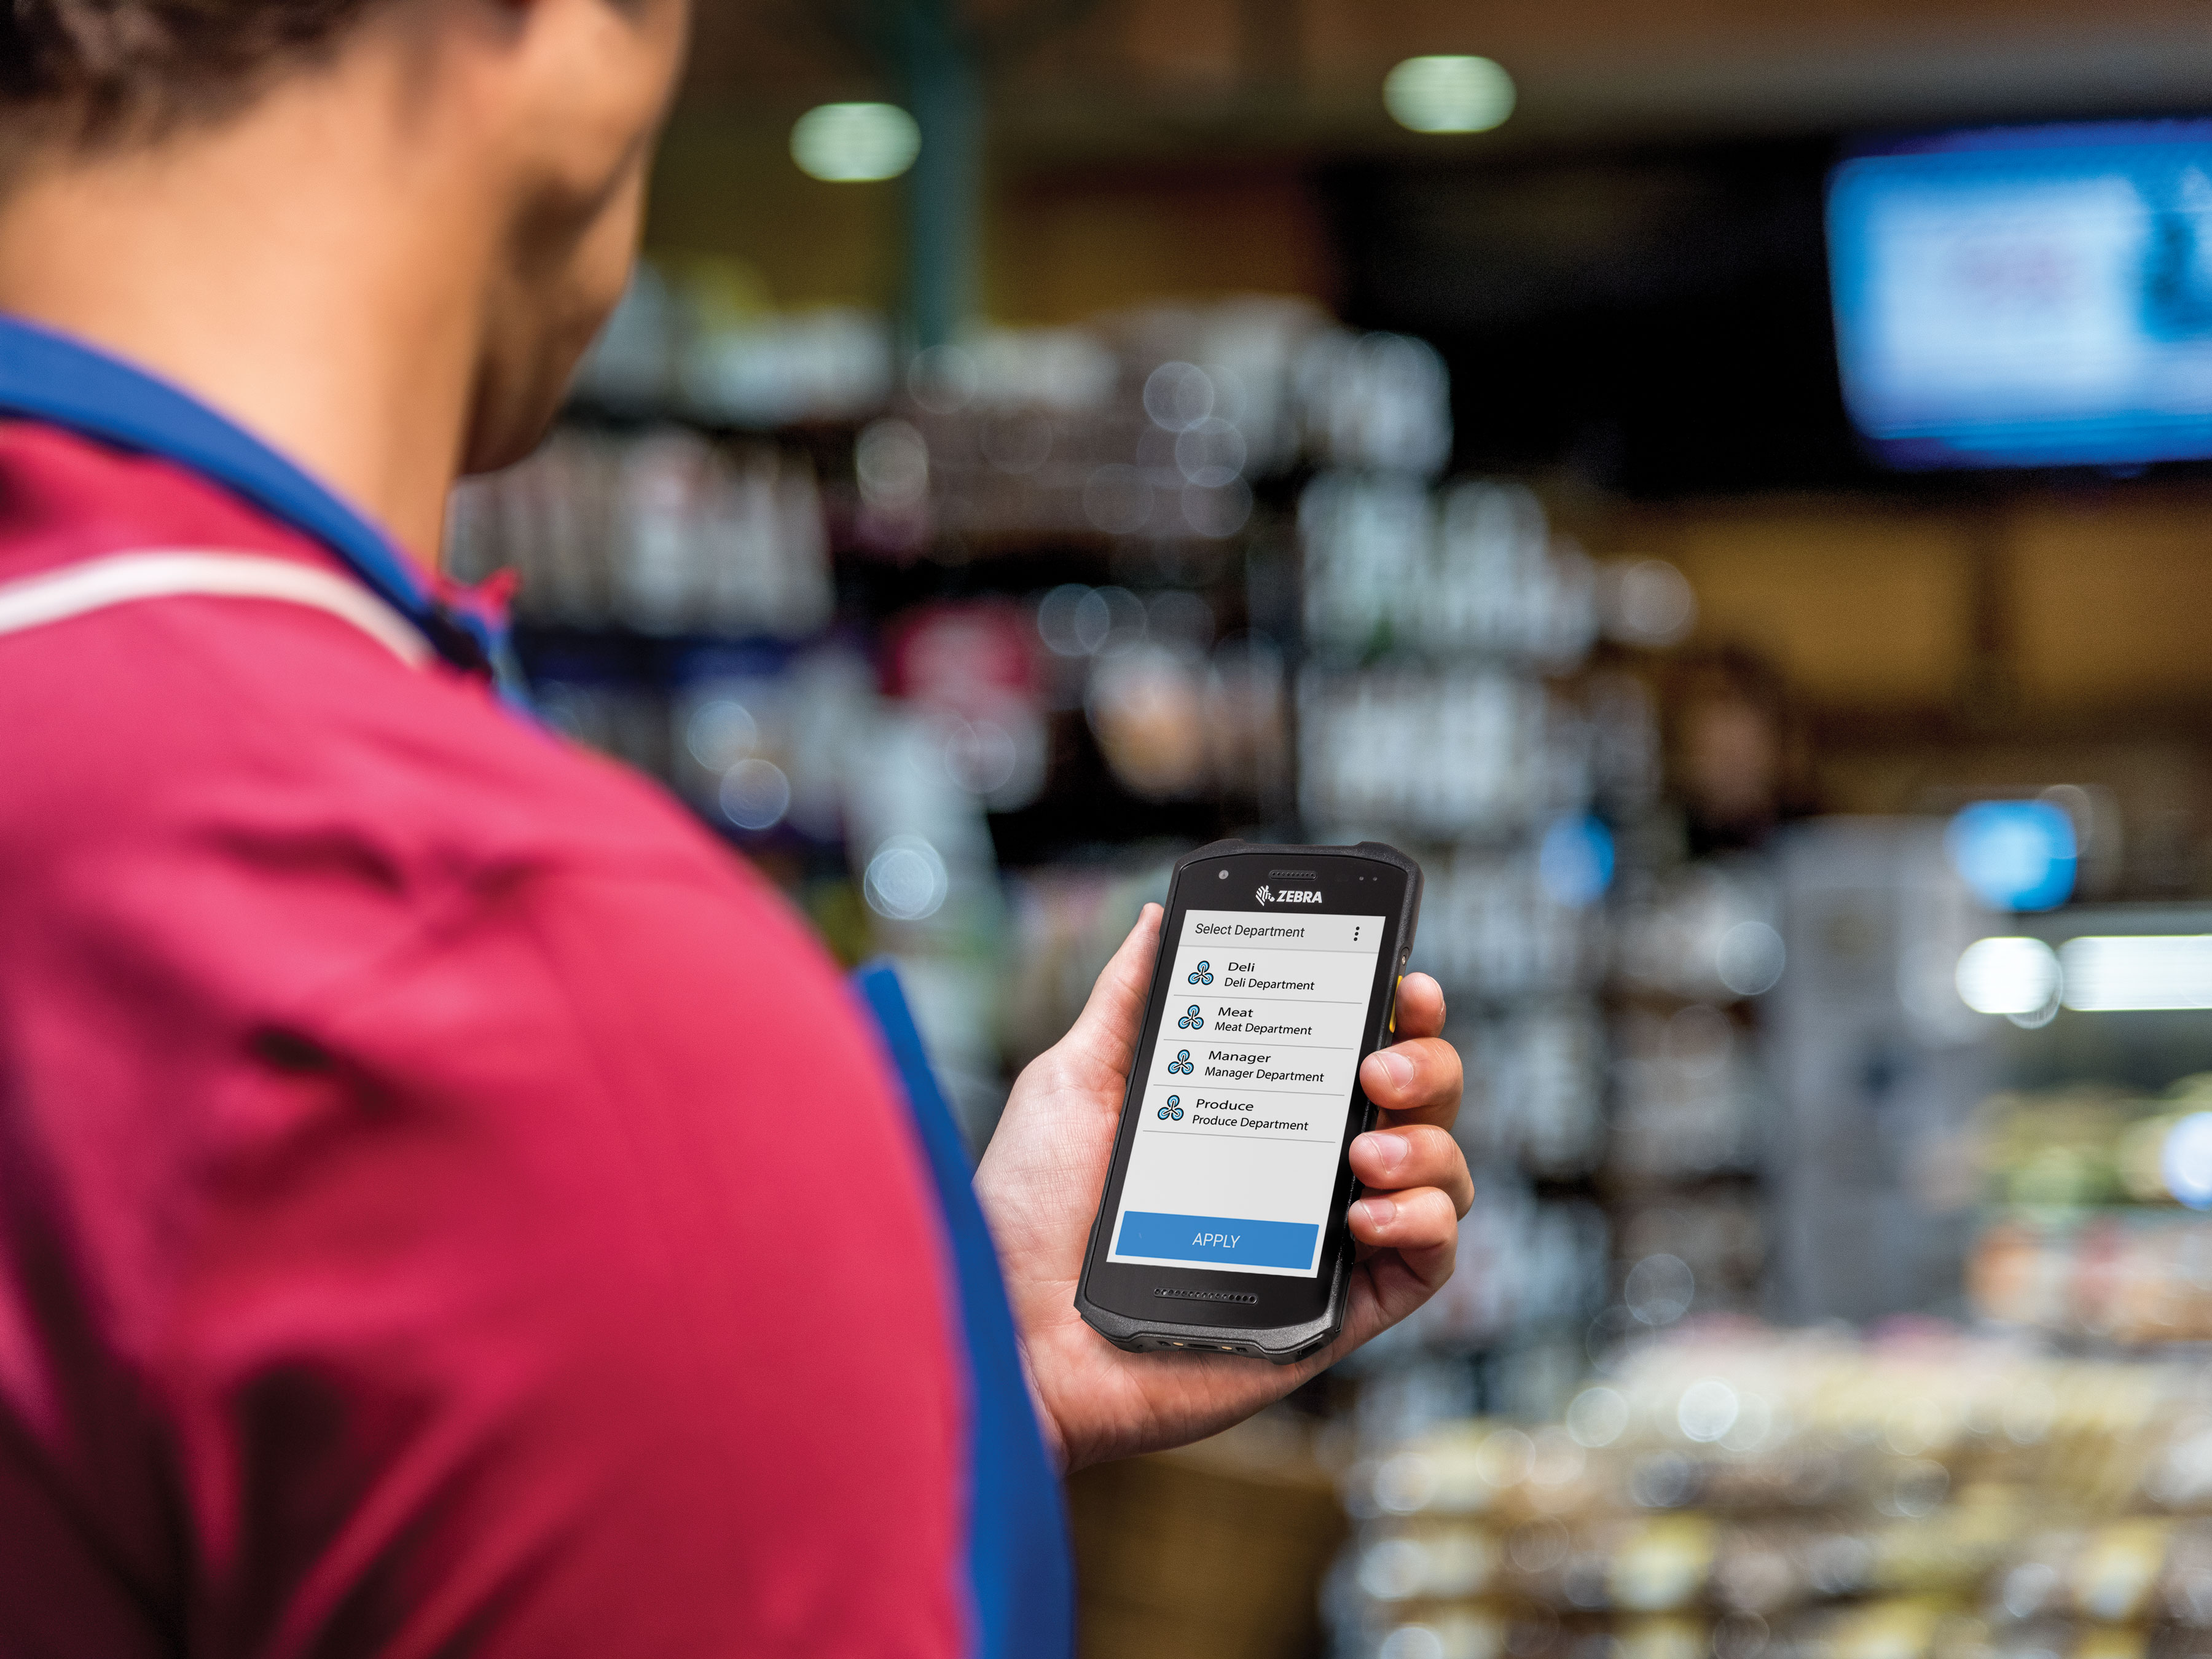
[1064,903,1163,1073]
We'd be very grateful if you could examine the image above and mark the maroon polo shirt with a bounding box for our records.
[0,419,967,1657]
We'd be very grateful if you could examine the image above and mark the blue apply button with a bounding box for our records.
[1115,1210,1319,1271]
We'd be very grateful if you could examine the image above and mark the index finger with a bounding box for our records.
[1392,973,1446,1041]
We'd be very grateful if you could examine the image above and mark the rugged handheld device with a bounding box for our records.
[1074,839,1424,1365]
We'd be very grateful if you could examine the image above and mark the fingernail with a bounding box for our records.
[1362,1131,1410,1171]
[1357,1196,1397,1228]
[1378,1051,1414,1090]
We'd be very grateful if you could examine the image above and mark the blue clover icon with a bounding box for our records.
[1168,1049,1194,1076]
[1158,1094,1185,1122]
[1188,961,1214,986]
[1178,1004,1204,1030]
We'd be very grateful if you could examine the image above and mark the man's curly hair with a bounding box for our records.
[1,0,383,141]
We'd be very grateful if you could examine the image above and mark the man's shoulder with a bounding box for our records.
[0,421,755,984]
[0,585,742,933]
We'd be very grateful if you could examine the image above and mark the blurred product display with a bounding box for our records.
[1322,871,2212,1659]
[1300,478,1595,665]
[1602,890,1775,1329]
[1333,1325,2212,1659]
[569,259,894,428]
[447,425,833,638]
[1969,1066,2212,1342]
[1298,458,1664,1387]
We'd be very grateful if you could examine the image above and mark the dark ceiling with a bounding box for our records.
[679,0,2212,167]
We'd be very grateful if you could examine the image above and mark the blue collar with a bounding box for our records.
[0,311,504,678]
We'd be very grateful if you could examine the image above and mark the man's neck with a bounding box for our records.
[0,69,495,567]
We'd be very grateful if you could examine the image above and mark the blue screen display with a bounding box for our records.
[1829,121,2212,469]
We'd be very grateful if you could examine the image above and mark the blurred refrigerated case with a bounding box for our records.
[1961,903,2212,1344]
[1765,819,1995,1324]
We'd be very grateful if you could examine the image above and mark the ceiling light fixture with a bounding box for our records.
[791,102,921,183]
[1384,55,1517,135]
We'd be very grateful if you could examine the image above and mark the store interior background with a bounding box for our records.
[452,2,2212,1655]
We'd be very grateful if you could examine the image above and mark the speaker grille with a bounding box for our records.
[1155,1287,1259,1305]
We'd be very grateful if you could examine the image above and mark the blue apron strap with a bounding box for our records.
[851,960,1075,1659]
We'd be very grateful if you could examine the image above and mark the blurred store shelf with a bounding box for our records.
[1333,1324,2212,1659]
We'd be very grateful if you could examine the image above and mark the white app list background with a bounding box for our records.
[1109,909,1386,1277]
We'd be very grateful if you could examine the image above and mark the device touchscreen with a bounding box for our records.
[1106,906,1386,1278]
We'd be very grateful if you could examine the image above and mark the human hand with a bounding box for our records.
[974,903,1470,1473]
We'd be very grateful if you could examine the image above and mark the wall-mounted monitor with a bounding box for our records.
[1829,121,2212,469]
